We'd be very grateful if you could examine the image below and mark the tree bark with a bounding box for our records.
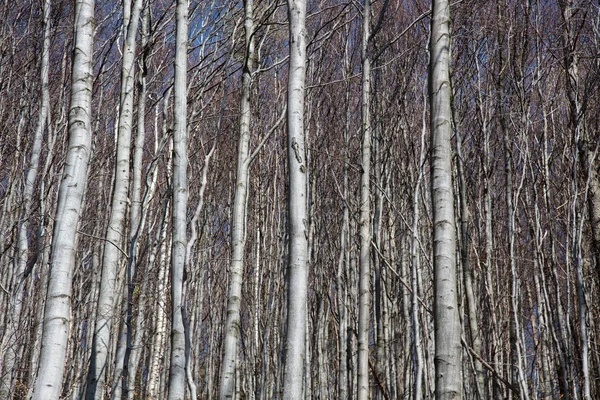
[358,0,372,398]
[32,0,95,398]
[282,0,309,398]
[429,0,462,398]
[168,0,189,398]
[148,199,171,400]
[85,1,143,398]
[219,1,255,397]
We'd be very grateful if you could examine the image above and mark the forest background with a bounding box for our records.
[1,0,600,399]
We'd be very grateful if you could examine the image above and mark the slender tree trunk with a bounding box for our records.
[429,0,462,398]
[337,133,350,399]
[219,1,255,397]
[32,0,95,398]
[168,0,189,398]
[282,0,309,398]
[148,199,171,400]
[358,0,371,398]
[125,6,151,399]
[410,83,428,400]
[86,1,143,398]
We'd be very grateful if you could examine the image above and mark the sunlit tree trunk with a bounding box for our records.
[429,0,462,398]
[219,1,255,397]
[282,0,309,398]
[357,0,371,398]
[168,0,189,398]
[31,0,95,398]
[148,198,171,400]
[410,84,428,400]
[125,6,151,399]
[85,1,143,398]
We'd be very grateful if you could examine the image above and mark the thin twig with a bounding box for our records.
[77,231,129,259]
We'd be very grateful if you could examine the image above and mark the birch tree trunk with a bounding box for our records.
[148,199,171,400]
[125,6,151,398]
[357,0,371,398]
[429,0,462,398]
[282,0,308,398]
[410,83,428,400]
[168,0,189,398]
[32,0,95,398]
[219,0,255,398]
[86,1,143,398]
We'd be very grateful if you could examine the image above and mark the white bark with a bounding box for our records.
[148,198,170,400]
[282,0,309,398]
[168,0,189,398]
[411,83,428,400]
[146,199,170,399]
[357,0,371,398]
[429,0,462,398]
[125,6,151,399]
[86,1,143,398]
[219,0,255,398]
[32,0,95,398]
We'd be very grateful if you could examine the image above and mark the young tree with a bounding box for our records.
[282,0,309,398]
[358,0,372,398]
[168,0,189,398]
[219,0,255,398]
[429,0,462,398]
[85,1,143,398]
[31,0,95,398]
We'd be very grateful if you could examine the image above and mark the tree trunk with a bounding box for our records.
[168,0,189,398]
[411,83,428,400]
[358,0,371,398]
[125,6,151,399]
[219,1,255,397]
[86,1,143,398]
[148,199,171,400]
[282,0,309,398]
[429,0,462,398]
[32,0,95,398]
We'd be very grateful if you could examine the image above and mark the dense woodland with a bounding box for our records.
[1,0,600,399]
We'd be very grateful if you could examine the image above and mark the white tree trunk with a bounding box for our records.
[357,0,371,398]
[86,1,143,398]
[148,199,171,400]
[219,0,255,398]
[429,0,462,398]
[168,0,189,398]
[125,6,151,399]
[32,0,95,398]
[411,84,428,400]
[282,0,309,398]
